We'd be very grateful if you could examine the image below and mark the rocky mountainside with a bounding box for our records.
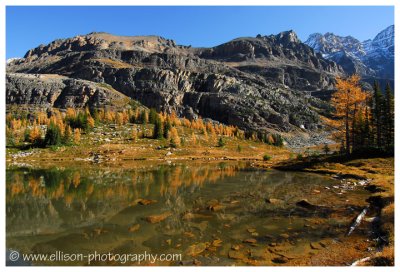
[6,73,130,109]
[305,25,394,86]
[7,31,343,134]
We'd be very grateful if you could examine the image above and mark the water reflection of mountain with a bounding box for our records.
[6,163,244,236]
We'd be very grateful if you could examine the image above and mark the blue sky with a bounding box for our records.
[6,6,394,59]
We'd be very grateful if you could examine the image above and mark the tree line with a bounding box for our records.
[6,106,284,149]
[330,75,394,155]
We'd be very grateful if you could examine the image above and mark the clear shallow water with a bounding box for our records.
[6,162,369,266]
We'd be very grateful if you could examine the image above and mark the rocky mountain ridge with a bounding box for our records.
[7,30,344,134]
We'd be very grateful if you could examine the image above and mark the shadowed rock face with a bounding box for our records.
[6,73,130,110]
[6,31,343,133]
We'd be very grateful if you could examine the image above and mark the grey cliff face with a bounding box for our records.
[6,73,129,109]
[7,31,342,133]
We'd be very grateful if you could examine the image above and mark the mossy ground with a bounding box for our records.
[7,123,290,165]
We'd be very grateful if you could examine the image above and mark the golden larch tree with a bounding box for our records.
[330,75,368,154]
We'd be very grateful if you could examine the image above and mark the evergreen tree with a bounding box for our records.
[153,115,164,139]
[384,82,394,148]
[140,110,148,125]
[353,110,366,150]
[149,108,158,124]
[163,119,172,139]
[44,122,62,146]
[372,81,383,148]
[63,125,73,144]
[364,100,372,147]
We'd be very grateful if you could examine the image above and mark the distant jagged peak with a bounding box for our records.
[305,31,364,58]
[305,25,394,80]
[306,25,394,56]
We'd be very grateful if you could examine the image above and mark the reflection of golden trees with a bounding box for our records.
[64,194,74,207]
[168,167,183,195]
[7,164,243,205]
[51,181,65,200]
[28,177,45,198]
[72,172,81,188]
[86,183,94,196]
[9,174,24,197]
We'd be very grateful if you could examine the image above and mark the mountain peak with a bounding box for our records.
[305,25,394,81]
[275,30,300,44]
[305,31,363,56]
[371,24,394,49]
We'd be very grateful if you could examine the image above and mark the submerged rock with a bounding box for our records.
[145,212,172,223]
[207,204,224,212]
[137,199,157,205]
[279,234,290,240]
[296,199,322,210]
[265,198,283,205]
[128,224,140,232]
[247,228,257,233]
[231,245,240,251]
[243,238,257,244]
[310,242,323,250]
[186,243,207,256]
[228,250,246,260]
[212,239,223,247]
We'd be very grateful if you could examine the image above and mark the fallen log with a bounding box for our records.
[351,256,371,266]
[347,207,369,236]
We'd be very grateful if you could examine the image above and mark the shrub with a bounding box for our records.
[323,143,330,155]
[132,128,138,142]
[73,128,81,144]
[66,112,89,131]
[272,134,284,147]
[263,154,272,161]
[45,122,62,146]
[217,137,226,147]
